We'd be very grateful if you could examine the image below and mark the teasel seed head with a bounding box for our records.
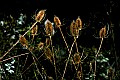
[99,26,106,38]
[76,16,82,30]
[45,19,53,36]
[31,25,38,36]
[28,46,34,52]
[44,47,53,62]
[54,15,61,28]
[70,20,79,37]
[38,42,44,50]
[35,9,46,22]
[77,70,82,79]
[19,35,28,48]
[73,52,81,64]
[45,38,51,47]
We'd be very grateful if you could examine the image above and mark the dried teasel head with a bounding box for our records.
[28,46,34,52]
[45,38,51,47]
[70,20,79,37]
[73,52,81,64]
[38,42,44,50]
[19,35,28,48]
[45,19,53,36]
[76,16,82,30]
[99,26,106,38]
[77,70,82,79]
[35,9,46,22]
[54,15,61,28]
[31,25,38,35]
[44,48,53,61]
[47,76,54,80]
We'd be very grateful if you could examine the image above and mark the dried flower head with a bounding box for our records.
[54,15,61,28]
[76,16,82,30]
[47,76,54,80]
[19,35,28,48]
[77,70,82,79]
[45,19,53,36]
[70,20,79,37]
[73,52,81,64]
[31,25,38,35]
[35,9,46,22]
[38,42,44,50]
[99,26,106,38]
[29,46,34,52]
[45,38,51,47]
[44,48,53,61]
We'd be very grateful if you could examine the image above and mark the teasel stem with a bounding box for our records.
[79,59,83,80]
[32,56,44,80]
[0,21,38,60]
[58,26,70,52]
[94,38,103,80]
[49,36,57,79]
[75,37,79,53]
[0,53,29,63]
[22,52,45,74]
[62,37,77,80]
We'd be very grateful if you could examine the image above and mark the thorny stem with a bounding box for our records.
[49,36,57,79]
[61,37,77,80]
[94,38,103,80]
[0,53,29,63]
[32,56,44,80]
[0,21,38,60]
[22,52,44,74]
[75,39,79,53]
[23,55,29,70]
[79,60,83,80]
[58,27,70,52]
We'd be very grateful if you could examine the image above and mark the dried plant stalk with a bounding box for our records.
[99,26,106,38]
[35,9,46,22]
[76,16,82,30]
[54,15,61,28]
[19,35,28,48]
[73,52,81,64]
[45,19,53,36]
[70,20,79,37]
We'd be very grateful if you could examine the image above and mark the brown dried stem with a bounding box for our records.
[0,53,29,63]
[61,37,77,80]
[49,36,57,79]
[59,27,70,52]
